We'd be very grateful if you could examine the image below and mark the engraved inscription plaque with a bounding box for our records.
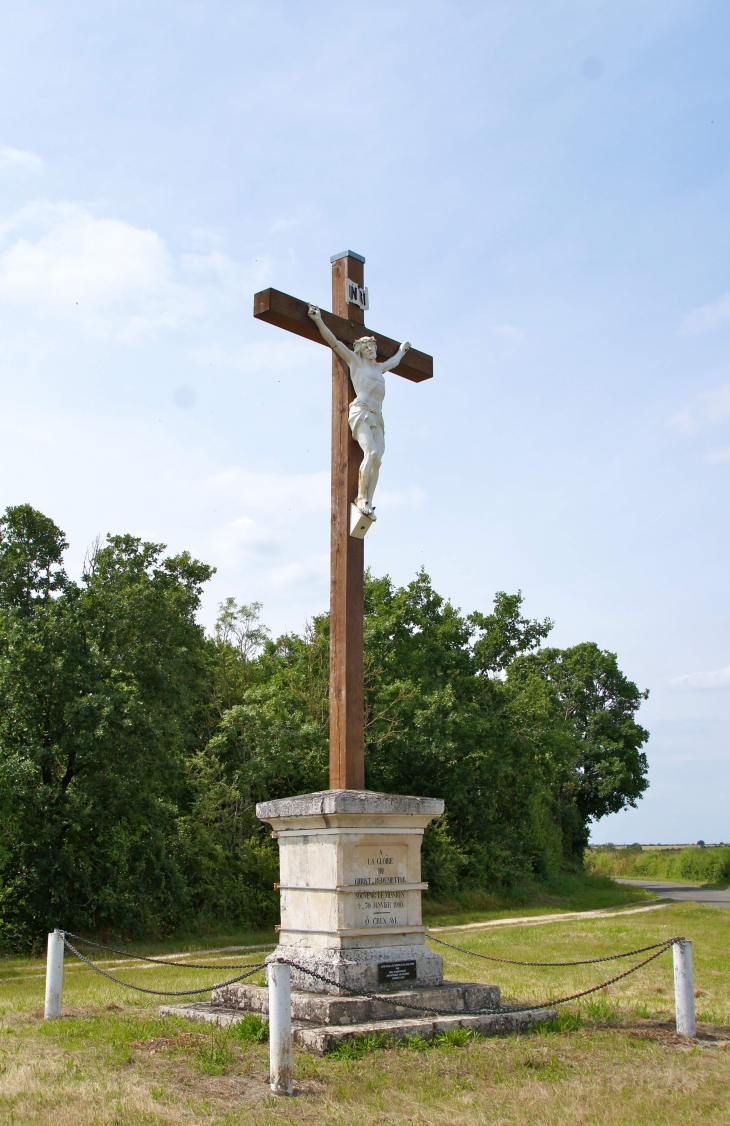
[352,843,408,886]
[353,889,407,928]
[377,960,417,985]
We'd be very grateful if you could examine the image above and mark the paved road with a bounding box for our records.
[616,878,730,908]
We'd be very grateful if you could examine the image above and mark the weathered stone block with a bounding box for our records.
[210,979,501,1026]
[257,789,445,994]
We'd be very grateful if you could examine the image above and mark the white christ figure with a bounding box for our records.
[308,304,410,518]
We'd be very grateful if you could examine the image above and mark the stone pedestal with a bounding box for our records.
[255,790,445,995]
[165,787,558,1051]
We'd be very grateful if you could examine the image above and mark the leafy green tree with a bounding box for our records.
[469,591,553,674]
[197,574,649,900]
[0,512,214,945]
[361,573,564,891]
[0,507,650,947]
[200,598,274,735]
[0,504,68,610]
[201,611,330,807]
[506,643,649,857]
[174,605,328,928]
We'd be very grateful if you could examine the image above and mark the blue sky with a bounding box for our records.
[0,1,728,843]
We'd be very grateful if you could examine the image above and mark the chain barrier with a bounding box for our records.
[502,941,678,1013]
[272,959,459,1017]
[63,931,262,970]
[58,930,681,1015]
[62,934,266,998]
[427,933,679,967]
[271,939,679,1017]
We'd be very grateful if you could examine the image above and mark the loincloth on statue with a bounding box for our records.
[348,398,384,437]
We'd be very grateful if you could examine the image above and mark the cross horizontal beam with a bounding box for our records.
[253,288,433,384]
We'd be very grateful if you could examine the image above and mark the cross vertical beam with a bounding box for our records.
[329,252,365,790]
[252,255,432,793]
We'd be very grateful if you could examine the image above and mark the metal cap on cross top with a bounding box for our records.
[253,255,433,791]
[330,250,366,264]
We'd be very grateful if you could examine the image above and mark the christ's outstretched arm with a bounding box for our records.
[308,305,355,365]
[380,341,411,372]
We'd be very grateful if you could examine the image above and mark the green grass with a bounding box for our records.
[0,874,657,1020]
[1,896,729,1123]
[64,923,278,960]
[0,871,650,977]
[327,1027,483,1059]
[230,1013,269,1043]
[423,871,655,928]
[0,944,272,1016]
[429,901,730,1024]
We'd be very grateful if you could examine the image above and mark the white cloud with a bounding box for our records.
[667,384,730,444]
[377,485,427,509]
[670,666,730,690]
[209,516,280,567]
[180,248,248,290]
[198,466,329,517]
[667,406,696,436]
[0,397,332,631]
[0,146,44,172]
[268,217,301,234]
[682,294,730,335]
[700,384,730,423]
[190,336,314,374]
[0,202,241,343]
[265,555,329,591]
[267,207,312,234]
[704,447,730,464]
[193,468,331,613]
[491,323,523,342]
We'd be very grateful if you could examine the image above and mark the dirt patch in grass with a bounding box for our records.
[2,1008,730,1125]
[2,902,730,1123]
[627,1018,730,1050]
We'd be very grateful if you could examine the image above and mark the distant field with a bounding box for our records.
[600,844,727,850]
[587,845,730,886]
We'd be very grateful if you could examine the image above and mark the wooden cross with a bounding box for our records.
[253,252,433,790]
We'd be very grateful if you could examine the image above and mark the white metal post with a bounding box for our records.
[673,939,696,1038]
[268,961,293,1096]
[44,929,65,1020]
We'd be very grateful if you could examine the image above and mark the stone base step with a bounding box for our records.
[211,979,500,1026]
[297,1007,558,1054]
[161,1001,557,1055]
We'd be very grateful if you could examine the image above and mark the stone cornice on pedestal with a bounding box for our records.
[255,789,445,992]
[256,789,445,833]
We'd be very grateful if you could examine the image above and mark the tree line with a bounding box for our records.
[0,505,649,949]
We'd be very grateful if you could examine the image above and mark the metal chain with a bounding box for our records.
[62,935,266,997]
[505,941,677,1012]
[272,959,460,1016]
[60,931,679,1015]
[63,931,262,970]
[428,933,681,967]
[61,929,676,971]
[272,939,677,1018]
